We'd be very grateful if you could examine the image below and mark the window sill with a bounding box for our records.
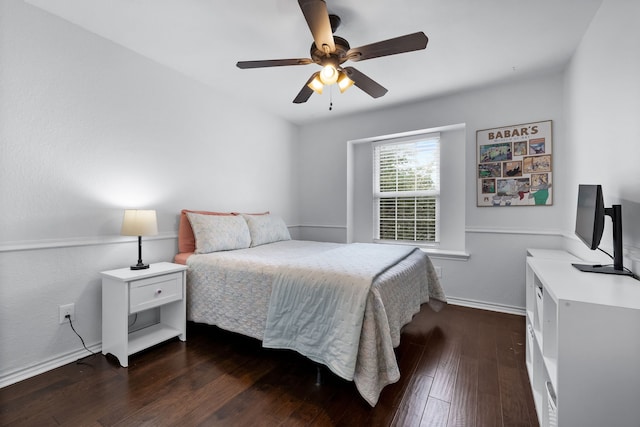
[420,248,470,261]
[372,240,469,261]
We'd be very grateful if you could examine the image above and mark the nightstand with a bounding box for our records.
[101,262,188,367]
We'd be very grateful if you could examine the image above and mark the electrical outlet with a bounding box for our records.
[59,303,75,324]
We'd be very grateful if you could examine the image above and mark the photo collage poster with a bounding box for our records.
[477,120,552,207]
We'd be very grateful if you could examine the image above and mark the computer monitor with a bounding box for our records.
[572,184,632,276]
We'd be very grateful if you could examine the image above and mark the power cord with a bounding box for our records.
[597,247,638,279]
[66,314,96,356]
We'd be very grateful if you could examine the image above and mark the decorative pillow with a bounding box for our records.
[186,212,251,254]
[178,209,234,253]
[242,214,291,247]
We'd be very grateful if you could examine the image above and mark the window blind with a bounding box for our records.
[373,134,440,243]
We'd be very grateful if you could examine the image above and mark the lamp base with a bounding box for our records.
[130,263,150,270]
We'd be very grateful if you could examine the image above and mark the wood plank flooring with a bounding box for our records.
[0,304,538,426]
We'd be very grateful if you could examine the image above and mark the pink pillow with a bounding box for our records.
[173,252,192,265]
[178,209,234,253]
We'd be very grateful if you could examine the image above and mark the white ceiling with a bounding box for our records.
[26,0,603,125]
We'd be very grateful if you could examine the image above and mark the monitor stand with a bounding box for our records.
[572,263,634,276]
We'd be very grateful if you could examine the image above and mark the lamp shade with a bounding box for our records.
[121,210,158,237]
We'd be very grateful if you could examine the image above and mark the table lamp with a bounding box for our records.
[121,209,158,270]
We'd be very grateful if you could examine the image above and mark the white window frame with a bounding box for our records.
[373,132,441,245]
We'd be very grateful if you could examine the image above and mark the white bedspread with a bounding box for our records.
[184,240,446,406]
[263,243,416,381]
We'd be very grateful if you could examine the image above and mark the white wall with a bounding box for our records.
[562,0,640,272]
[0,0,299,385]
[297,72,566,311]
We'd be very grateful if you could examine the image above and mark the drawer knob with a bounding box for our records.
[156,289,162,295]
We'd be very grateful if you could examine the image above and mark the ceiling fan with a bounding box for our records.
[236,0,429,104]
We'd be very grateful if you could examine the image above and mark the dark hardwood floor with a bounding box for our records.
[0,304,538,426]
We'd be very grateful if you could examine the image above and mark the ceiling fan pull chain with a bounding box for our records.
[329,85,333,111]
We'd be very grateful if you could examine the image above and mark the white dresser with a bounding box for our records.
[525,249,640,426]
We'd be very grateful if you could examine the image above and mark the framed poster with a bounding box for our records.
[476,120,552,207]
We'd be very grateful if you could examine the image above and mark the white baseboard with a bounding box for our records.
[447,296,526,316]
[0,344,101,389]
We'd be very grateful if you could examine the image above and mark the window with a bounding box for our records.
[373,133,440,244]
[348,124,465,255]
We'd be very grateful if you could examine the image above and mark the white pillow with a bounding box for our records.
[186,213,251,253]
[242,214,291,247]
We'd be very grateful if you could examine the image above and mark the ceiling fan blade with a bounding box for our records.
[343,67,388,98]
[298,0,335,53]
[293,73,318,104]
[237,58,313,69]
[346,32,428,62]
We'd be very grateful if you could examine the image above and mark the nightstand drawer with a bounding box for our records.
[129,272,182,313]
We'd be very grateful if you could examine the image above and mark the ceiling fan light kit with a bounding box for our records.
[337,71,354,93]
[308,72,324,94]
[307,68,352,95]
[236,0,428,104]
[319,63,339,85]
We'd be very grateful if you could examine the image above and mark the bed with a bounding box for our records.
[175,209,446,406]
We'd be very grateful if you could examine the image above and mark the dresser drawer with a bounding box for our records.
[129,272,182,313]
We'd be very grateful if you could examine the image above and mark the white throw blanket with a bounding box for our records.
[263,243,417,380]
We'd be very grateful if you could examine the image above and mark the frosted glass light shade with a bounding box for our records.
[121,210,158,236]
[337,71,354,93]
[319,64,339,85]
[307,73,324,94]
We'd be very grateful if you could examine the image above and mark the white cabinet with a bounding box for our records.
[101,262,188,367]
[525,251,640,427]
